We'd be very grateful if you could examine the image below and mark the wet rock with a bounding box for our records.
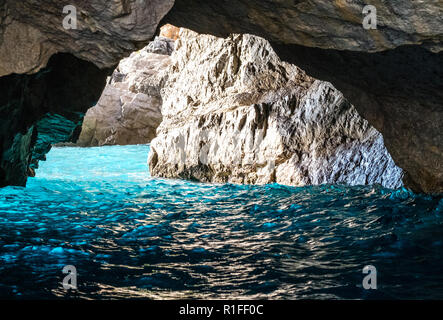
[0,127,35,187]
[149,30,403,189]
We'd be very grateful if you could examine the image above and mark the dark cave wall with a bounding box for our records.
[270,44,443,194]
[0,54,111,187]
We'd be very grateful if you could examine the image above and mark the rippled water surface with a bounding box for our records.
[0,145,442,299]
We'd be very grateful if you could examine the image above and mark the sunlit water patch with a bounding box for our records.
[0,145,442,299]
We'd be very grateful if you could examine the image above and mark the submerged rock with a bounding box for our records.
[77,37,174,147]
[149,30,403,189]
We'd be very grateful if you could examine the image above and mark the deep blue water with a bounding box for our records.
[0,145,442,299]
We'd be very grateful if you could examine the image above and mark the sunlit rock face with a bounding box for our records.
[77,37,173,147]
[160,24,180,41]
[273,44,443,194]
[0,0,441,192]
[149,30,403,189]
[0,0,174,76]
[164,1,443,194]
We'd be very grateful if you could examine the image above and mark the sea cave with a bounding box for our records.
[0,0,442,302]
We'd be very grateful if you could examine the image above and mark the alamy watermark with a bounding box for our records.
[362,265,377,290]
[62,265,77,290]
[362,5,377,30]
[63,5,77,30]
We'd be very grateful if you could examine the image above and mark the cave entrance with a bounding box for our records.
[28,25,405,191]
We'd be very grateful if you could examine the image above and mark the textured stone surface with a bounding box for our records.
[77,37,173,147]
[162,1,443,193]
[160,24,180,40]
[0,0,174,76]
[272,43,443,194]
[0,127,35,188]
[166,0,443,52]
[149,30,403,189]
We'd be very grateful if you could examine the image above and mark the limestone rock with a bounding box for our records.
[31,113,83,170]
[164,1,443,193]
[0,0,174,76]
[166,0,443,53]
[146,36,175,56]
[0,1,441,193]
[149,30,403,189]
[77,37,173,147]
[160,24,180,41]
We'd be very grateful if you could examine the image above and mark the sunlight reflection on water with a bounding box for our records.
[0,145,442,299]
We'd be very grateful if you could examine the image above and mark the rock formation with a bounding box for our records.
[0,0,173,187]
[77,37,173,147]
[149,30,403,189]
[0,0,441,192]
[166,0,442,52]
[163,0,443,193]
[160,24,180,41]
[0,0,174,76]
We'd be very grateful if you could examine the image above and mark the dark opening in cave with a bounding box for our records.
[0,53,112,187]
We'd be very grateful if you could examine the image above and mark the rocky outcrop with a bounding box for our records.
[272,43,443,194]
[162,1,443,193]
[0,0,174,76]
[149,30,403,189]
[0,0,173,186]
[77,37,173,147]
[160,24,180,41]
[0,127,35,187]
[0,1,441,192]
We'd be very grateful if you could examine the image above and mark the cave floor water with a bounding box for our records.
[0,145,442,299]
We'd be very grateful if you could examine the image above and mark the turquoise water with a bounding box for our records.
[0,145,442,299]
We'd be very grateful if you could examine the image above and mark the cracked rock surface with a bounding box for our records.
[77,37,174,147]
[149,30,403,189]
[0,0,174,76]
